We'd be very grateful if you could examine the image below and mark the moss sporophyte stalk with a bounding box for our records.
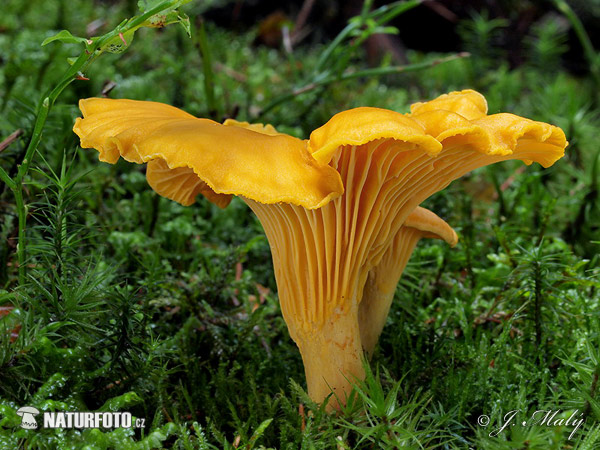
[73,90,567,410]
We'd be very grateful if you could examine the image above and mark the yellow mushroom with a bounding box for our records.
[73,90,567,410]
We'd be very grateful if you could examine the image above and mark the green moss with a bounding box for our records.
[0,0,599,448]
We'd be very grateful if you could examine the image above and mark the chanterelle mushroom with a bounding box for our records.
[73,90,567,410]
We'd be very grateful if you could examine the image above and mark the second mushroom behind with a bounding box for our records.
[359,206,459,359]
[73,89,567,411]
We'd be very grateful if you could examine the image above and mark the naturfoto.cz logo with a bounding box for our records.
[17,406,145,430]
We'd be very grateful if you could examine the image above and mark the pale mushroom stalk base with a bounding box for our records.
[295,304,365,407]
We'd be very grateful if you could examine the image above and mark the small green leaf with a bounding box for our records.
[139,422,177,447]
[32,373,68,402]
[98,392,143,412]
[176,12,191,37]
[142,11,192,37]
[42,30,88,46]
[247,418,273,449]
[100,30,136,54]
[137,0,166,12]
[137,0,191,13]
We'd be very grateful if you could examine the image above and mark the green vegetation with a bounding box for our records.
[0,0,599,448]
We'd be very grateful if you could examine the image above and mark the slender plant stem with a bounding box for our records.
[0,129,23,153]
[554,0,600,87]
[198,20,218,119]
[583,366,600,416]
[14,187,26,282]
[314,0,419,73]
[0,166,15,189]
[7,0,186,285]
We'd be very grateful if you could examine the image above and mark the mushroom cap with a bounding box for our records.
[309,90,566,169]
[73,99,343,209]
[307,107,442,164]
[73,90,567,211]
[16,406,40,416]
[409,89,488,120]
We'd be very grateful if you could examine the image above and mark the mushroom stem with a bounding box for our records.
[358,228,422,358]
[295,304,365,409]
[358,207,458,358]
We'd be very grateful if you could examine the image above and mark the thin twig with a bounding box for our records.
[292,0,316,44]
[213,62,247,83]
[0,129,23,153]
[282,25,293,54]
[100,81,117,97]
[423,0,459,23]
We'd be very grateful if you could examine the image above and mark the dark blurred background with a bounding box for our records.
[198,0,600,74]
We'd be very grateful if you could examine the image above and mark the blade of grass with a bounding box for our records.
[198,20,218,119]
[315,0,420,73]
[553,0,600,87]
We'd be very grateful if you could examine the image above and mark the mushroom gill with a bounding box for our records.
[73,90,567,411]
